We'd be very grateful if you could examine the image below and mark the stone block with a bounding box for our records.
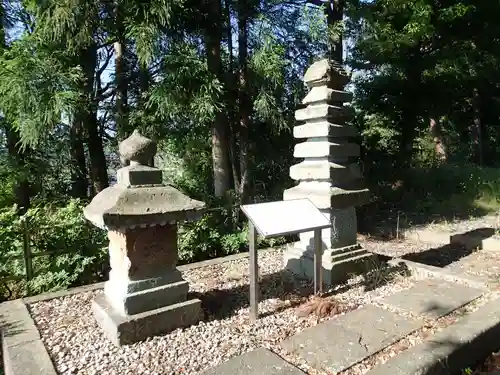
[284,184,370,210]
[297,206,358,249]
[293,141,360,159]
[3,338,57,375]
[295,104,348,122]
[280,305,422,374]
[117,164,163,187]
[107,225,179,282]
[289,161,361,182]
[1,300,57,375]
[284,243,377,285]
[302,86,352,105]
[200,348,306,375]
[293,121,357,139]
[106,280,190,315]
[0,300,40,348]
[92,294,203,346]
[378,279,483,319]
[107,268,184,294]
[302,59,350,87]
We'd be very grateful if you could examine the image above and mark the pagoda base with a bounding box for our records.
[92,294,203,346]
[284,242,378,286]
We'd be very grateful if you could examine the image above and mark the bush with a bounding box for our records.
[0,196,290,298]
[0,199,107,296]
[178,203,288,264]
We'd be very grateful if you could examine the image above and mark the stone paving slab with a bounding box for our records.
[0,300,40,348]
[200,348,306,375]
[1,300,57,375]
[378,279,483,319]
[280,305,422,374]
[366,298,500,375]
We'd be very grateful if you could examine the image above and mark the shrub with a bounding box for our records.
[0,199,107,296]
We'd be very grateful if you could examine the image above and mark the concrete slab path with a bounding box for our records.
[377,279,483,319]
[279,305,422,374]
[200,347,306,375]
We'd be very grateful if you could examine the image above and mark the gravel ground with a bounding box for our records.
[446,250,500,288]
[359,235,440,258]
[29,248,414,375]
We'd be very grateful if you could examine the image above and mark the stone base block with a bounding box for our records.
[106,280,189,315]
[284,242,378,285]
[92,294,203,346]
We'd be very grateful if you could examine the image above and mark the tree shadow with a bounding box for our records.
[417,311,500,375]
[370,299,499,375]
[401,228,495,268]
[189,269,314,321]
[189,257,411,321]
[0,314,28,340]
[0,310,27,371]
[401,244,472,268]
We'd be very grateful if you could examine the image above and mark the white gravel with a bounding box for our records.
[29,248,414,375]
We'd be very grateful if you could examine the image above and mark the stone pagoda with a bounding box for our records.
[283,59,376,285]
[84,130,206,346]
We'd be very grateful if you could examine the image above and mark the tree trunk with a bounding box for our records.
[83,44,109,194]
[471,87,483,165]
[69,115,88,198]
[114,47,128,138]
[114,0,128,139]
[205,0,232,198]
[397,49,422,170]
[237,3,251,204]
[5,126,31,213]
[325,0,344,62]
[225,0,240,192]
[429,117,447,162]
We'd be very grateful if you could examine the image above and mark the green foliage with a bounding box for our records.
[178,208,247,263]
[0,200,107,296]
[2,0,500,301]
[0,35,82,148]
[178,207,288,264]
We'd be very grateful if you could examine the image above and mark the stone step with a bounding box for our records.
[200,348,306,375]
[279,305,423,374]
[328,246,371,263]
[377,279,483,319]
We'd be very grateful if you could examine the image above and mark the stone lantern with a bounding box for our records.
[84,130,206,346]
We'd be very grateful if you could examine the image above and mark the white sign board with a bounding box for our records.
[241,199,330,238]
